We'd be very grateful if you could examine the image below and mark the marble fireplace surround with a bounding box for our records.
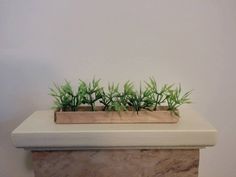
[12,107,217,177]
[32,149,199,177]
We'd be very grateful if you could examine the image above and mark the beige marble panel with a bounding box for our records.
[32,149,199,177]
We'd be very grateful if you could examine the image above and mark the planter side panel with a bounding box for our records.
[55,111,179,124]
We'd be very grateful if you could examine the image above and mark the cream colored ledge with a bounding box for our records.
[11,106,217,150]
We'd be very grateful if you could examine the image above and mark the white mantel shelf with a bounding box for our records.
[11,107,217,150]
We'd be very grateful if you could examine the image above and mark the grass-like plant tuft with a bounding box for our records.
[100,83,124,111]
[78,78,103,111]
[49,80,82,111]
[49,78,192,115]
[166,84,192,116]
[126,83,154,114]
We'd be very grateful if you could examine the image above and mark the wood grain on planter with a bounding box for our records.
[54,106,179,124]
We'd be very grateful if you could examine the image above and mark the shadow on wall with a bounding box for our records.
[0,122,33,177]
[0,58,57,177]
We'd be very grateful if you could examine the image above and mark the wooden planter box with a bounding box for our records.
[54,106,179,124]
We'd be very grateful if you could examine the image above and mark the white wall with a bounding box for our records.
[0,1,236,177]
